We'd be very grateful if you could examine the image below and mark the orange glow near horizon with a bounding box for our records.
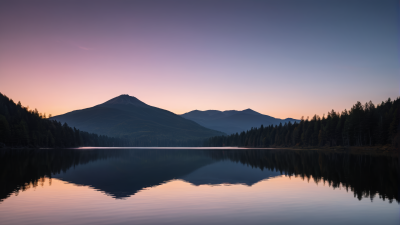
[1,174,398,225]
[0,1,398,120]
[2,175,398,225]
[1,89,397,120]
[1,175,372,207]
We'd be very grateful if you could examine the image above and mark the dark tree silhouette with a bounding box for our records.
[204,98,400,148]
[0,92,130,148]
[0,92,204,147]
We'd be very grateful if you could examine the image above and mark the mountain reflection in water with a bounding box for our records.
[0,148,398,203]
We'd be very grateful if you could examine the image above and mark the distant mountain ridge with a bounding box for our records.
[181,109,298,135]
[51,95,224,144]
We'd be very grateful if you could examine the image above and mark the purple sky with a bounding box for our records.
[0,0,398,119]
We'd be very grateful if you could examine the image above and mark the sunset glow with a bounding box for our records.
[1,1,399,224]
[0,0,398,119]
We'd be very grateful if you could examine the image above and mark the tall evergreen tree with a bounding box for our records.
[205,97,400,149]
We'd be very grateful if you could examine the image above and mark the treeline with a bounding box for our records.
[204,98,400,148]
[0,92,130,148]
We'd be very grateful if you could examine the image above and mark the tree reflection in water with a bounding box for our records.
[0,148,398,203]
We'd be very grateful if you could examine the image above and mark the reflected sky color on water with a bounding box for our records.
[0,148,398,225]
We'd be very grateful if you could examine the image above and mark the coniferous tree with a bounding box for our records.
[0,92,132,148]
[205,97,400,149]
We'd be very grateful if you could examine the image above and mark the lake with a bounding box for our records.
[0,148,398,225]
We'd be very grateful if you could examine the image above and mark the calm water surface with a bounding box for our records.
[0,148,398,225]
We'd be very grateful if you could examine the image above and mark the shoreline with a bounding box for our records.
[1,145,398,156]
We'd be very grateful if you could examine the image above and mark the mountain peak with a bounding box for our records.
[241,108,261,115]
[101,94,149,107]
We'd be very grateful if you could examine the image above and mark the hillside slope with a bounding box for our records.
[181,109,298,134]
[51,95,224,142]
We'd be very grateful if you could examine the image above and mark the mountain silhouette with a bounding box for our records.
[181,109,299,134]
[51,95,224,143]
[102,94,150,107]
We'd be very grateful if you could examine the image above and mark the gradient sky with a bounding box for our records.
[0,0,398,119]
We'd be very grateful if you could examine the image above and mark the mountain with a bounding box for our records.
[0,92,126,148]
[51,95,224,143]
[181,109,298,135]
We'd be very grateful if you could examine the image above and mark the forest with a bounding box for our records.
[0,92,205,147]
[204,98,400,148]
[1,91,399,149]
[0,92,130,148]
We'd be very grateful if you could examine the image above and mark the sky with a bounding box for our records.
[0,0,398,119]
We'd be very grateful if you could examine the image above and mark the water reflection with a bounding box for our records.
[0,148,398,203]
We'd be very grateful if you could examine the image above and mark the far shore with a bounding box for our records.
[1,145,398,156]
